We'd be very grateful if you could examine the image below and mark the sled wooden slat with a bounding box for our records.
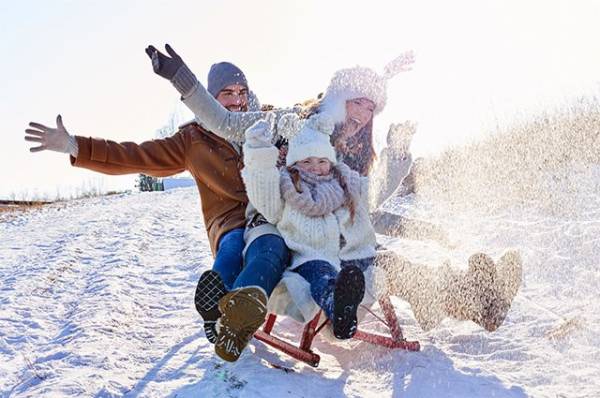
[254,317,322,367]
[352,330,420,350]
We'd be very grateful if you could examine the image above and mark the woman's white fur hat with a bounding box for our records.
[319,53,412,125]
[278,113,337,167]
[320,66,385,125]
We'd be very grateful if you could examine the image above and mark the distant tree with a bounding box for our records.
[134,107,189,193]
[155,106,186,139]
[136,174,163,192]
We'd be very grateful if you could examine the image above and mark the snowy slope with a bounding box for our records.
[1,183,599,397]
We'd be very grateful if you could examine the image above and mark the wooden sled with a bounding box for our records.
[254,295,421,367]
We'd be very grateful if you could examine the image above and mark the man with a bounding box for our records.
[25,58,290,363]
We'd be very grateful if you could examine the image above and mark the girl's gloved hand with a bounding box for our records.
[245,113,275,148]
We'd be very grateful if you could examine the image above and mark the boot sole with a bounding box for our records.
[215,287,268,362]
[333,266,365,339]
[194,270,227,343]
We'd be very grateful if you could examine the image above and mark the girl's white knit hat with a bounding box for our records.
[278,113,337,167]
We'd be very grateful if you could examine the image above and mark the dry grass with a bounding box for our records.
[0,202,49,214]
[410,96,600,213]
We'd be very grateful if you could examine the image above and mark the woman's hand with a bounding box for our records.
[387,121,417,153]
[25,115,73,154]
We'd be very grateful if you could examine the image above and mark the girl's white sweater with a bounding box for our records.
[241,144,377,270]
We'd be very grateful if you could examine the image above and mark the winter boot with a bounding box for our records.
[214,286,268,362]
[194,270,228,344]
[332,265,366,339]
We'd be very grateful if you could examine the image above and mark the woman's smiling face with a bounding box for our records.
[343,98,375,137]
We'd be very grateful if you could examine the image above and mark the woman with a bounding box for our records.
[148,44,522,332]
[299,59,451,244]
[303,61,523,332]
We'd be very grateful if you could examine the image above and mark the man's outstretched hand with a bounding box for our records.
[145,44,184,80]
[25,115,72,154]
[145,44,198,97]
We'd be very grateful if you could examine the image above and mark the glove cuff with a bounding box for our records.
[171,64,198,97]
[246,140,274,149]
[66,134,79,157]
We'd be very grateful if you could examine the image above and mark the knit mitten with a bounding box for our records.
[386,121,416,156]
[244,114,275,148]
[145,44,198,97]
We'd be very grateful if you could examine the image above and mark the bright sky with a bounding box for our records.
[2,0,599,200]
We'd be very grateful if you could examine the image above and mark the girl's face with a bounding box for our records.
[343,98,375,137]
[295,157,332,176]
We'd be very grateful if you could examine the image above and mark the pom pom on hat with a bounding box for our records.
[277,113,305,141]
[285,114,337,167]
[304,113,335,136]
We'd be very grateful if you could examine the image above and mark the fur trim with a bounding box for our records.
[304,113,335,136]
[320,66,387,124]
[318,91,349,125]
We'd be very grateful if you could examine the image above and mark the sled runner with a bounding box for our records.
[254,295,420,367]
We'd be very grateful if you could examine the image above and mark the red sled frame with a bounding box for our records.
[254,296,421,367]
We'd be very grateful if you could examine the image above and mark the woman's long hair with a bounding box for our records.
[332,165,357,222]
[299,97,376,177]
[331,118,376,176]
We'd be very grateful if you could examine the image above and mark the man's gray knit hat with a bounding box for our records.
[206,62,249,97]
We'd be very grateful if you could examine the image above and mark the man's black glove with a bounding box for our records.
[145,44,183,80]
[145,44,198,96]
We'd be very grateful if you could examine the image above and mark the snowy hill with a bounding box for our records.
[1,175,599,397]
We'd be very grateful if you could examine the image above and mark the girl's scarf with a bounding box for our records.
[280,167,345,217]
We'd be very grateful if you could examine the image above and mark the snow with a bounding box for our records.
[1,172,599,397]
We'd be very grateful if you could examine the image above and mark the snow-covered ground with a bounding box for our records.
[1,171,599,397]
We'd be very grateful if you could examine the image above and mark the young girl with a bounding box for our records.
[241,112,378,340]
